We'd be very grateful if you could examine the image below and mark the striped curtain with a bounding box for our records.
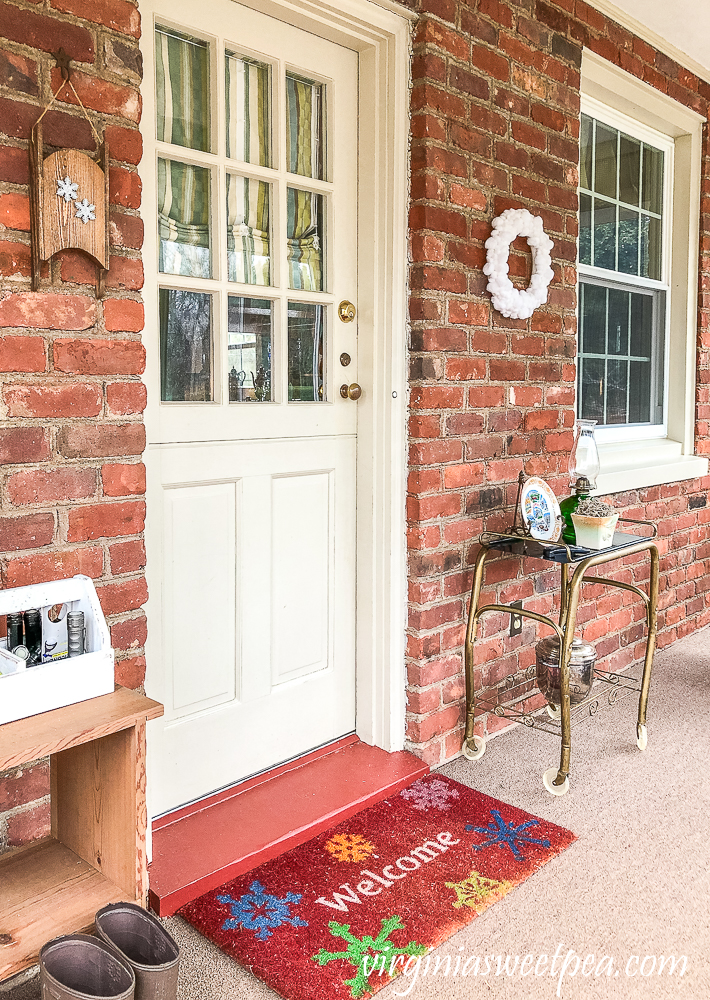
[155,27,210,152]
[226,54,270,166]
[226,174,270,285]
[287,188,323,291]
[286,75,322,178]
[158,158,210,254]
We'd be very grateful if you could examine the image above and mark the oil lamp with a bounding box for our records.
[560,419,600,543]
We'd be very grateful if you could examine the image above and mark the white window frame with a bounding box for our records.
[580,51,708,494]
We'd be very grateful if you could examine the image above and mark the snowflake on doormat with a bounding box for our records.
[56,176,78,202]
[466,809,550,861]
[217,880,308,941]
[400,778,460,812]
[313,916,427,998]
[445,869,513,911]
[325,833,377,863]
[75,198,96,224]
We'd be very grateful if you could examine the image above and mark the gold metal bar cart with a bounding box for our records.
[462,523,659,795]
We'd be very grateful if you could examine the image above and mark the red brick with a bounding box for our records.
[7,802,51,847]
[0,239,32,278]
[0,3,94,62]
[51,67,141,123]
[4,383,101,418]
[106,381,147,415]
[409,439,462,465]
[3,546,103,587]
[115,653,146,689]
[102,462,146,497]
[445,357,487,381]
[103,298,145,332]
[410,234,445,262]
[110,167,142,209]
[415,18,470,60]
[67,500,145,542]
[54,338,145,375]
[468,386,505,407]
[410,385,464,409]
[97,577,148,617]
[0,146,29,185]
[51,0,140,36]
[0,192,30,232]
[448,300,489,326]
[0,335,45,373]
[104,125,143,166]
[406,704,463,743]
[0,762,49,810]
[411,327,467,352]
[110,613,147,652]
[7,468,96,506]
[0,293,96,331]
[0,97,94,149]
[109,539,145,574]
[0,427,50,466]
[444,463,485,489]
[409,414,442,438]
[109,213,144,250]
[58,423,145,459]
[0,512,54,551]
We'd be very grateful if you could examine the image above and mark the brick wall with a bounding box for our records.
[0,0,144,851]
[402,0,710,765]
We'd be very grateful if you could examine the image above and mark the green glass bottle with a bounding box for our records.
[559,477,592,543]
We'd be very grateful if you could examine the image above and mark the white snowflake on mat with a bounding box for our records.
[56,176,78,202]
[400,778,460,812]
[75,198,96,224]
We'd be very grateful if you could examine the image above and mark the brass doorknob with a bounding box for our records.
[340,383,362,400]
[338,300,356,323]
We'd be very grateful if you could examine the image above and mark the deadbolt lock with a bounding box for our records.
[338,300,356,323]
[340,383,362,400]
[340,352,351,367]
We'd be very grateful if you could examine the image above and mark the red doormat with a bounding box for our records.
[179,775,575,999]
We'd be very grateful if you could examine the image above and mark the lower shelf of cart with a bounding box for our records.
[0,837,126,980]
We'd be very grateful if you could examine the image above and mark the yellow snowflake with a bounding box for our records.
[445,869,513,913]
[325,833,376,863]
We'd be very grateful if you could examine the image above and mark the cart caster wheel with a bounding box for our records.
[543,766,570,797]
[462,737,486,761]
[546,703,561,720]
[636,724,648,751]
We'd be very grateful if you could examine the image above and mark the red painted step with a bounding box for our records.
[148,737,429,915]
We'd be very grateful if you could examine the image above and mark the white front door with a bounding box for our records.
[141,0,359,815]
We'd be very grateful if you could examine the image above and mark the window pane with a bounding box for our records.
[629,361,651,423]
[594,123,617,199]
[225,53,271,166]
[286,74,324,179]
[606,358,628,424]
[630,292,653,358]
[642,145,663,214]
[581,282,606,355]
[607,289,629,356]
[288,302,325,401]
[155,28,210,152]
[579,114,593,191]
[580,357,604,422]
[640,216,662,280]
[579,193,591,265]
[617,208,639,275]
[593,199,616,270]
[228,297,272,402]
[160,289,213,401]
[618,133,641,207]
[226,175,270,285]
[287,188,324,290]
[158,159,211,278]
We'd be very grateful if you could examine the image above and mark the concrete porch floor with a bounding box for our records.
[3,625,708,1000]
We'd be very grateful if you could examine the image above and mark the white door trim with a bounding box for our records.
[138,0,412,767]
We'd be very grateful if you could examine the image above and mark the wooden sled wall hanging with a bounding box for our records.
[29,50,110,297]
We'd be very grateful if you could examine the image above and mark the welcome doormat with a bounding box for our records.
[180,775,575,1000]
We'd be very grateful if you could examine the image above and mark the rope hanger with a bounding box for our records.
[33,48,102,148]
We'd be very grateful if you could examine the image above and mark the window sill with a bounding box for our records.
[596,439,709,495]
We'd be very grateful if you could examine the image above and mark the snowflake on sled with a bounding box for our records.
[75,198,96,224]
[313,916,427,998]
[400,778,460,812]
[217,880,308,941]
[56,176,78,202]
[325,833,377,863]
[467,809,550,861]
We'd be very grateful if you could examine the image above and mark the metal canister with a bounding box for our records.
[7,612,23,652]
[23,609,42,666]
[67,611,85,657]
[535,635,597,706]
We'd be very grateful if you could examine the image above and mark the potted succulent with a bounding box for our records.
[571,496,619,550]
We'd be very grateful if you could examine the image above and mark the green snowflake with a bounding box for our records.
[312,916,427,998]
[445,869,513,910]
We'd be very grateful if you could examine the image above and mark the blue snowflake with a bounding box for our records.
[217,880,308,940]
[466,809,550,860]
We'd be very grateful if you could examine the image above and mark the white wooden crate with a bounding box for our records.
[0,575,114,725]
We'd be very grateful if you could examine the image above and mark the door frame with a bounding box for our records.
[138,0,414,791]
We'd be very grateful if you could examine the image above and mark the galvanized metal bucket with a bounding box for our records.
[40,934,135,1000]
[95,904,179,1000]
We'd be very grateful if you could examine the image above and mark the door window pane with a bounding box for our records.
[225,53,271,166]
[155,28,210,152]
[158,159,211,278]
[286,74,324,179]
[287,189,324,290]
[228,297,272,401]
[160,289,213,401]
[288,302,325,401]
[226,175,271,285]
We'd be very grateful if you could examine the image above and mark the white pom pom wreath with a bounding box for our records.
[483,208,554,319]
